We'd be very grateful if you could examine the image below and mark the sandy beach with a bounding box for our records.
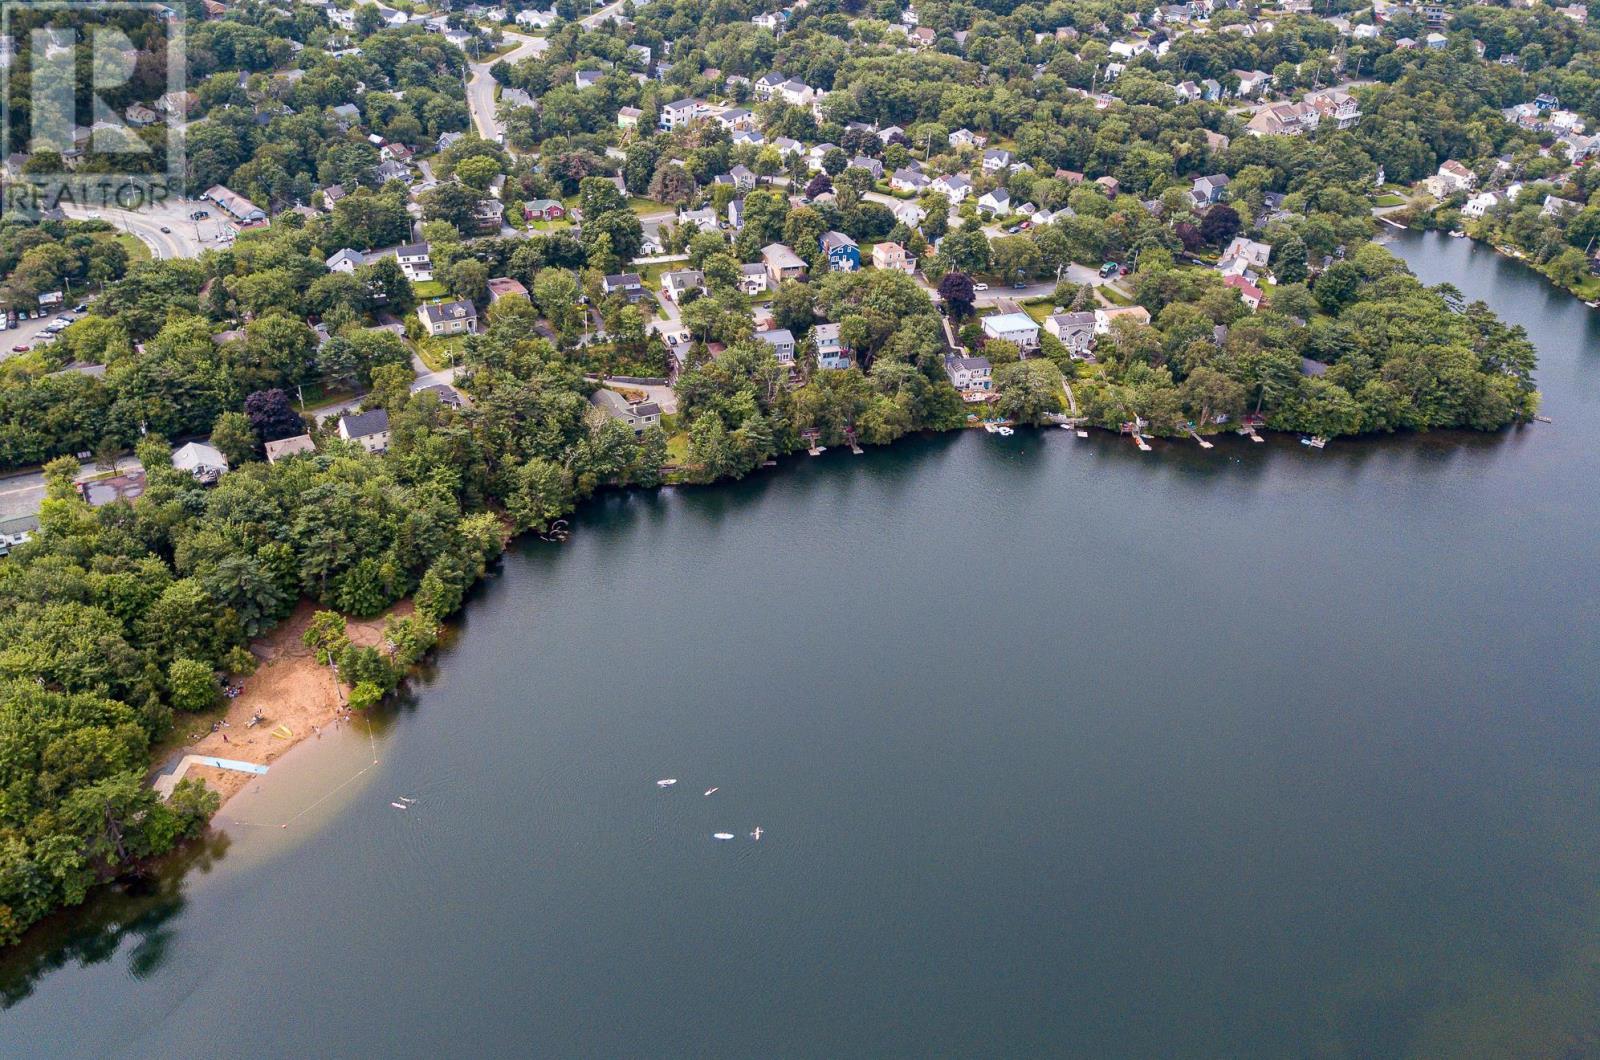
[165,600,412,806]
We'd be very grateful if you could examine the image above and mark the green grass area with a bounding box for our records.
[665,430,690,465]
[627,196,667,216]
[108,231,152,263]
[1021,300,1055,324]
[412,280,449,299]
[1374,194,1408,207]
[299,382,363,410]
[417,335,468,371]
[1095,284,1134,306]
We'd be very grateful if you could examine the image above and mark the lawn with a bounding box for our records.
[108,231,152,263]
[412,280,449,299]
[417,335,468,371]
[665,430,690,465]
[1374,194,1409,207]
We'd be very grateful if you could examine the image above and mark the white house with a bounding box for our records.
[981,312,1040,351]
[337,409,391,453]
[659,98,705,130]
[325,248,365,273]
[1045,311,1096,353]
[395,242,432,282]
[944,355,992,391]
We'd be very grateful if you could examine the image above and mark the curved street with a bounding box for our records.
[466,30,549,144]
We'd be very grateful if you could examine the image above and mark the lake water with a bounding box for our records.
[5,231,1599,1057]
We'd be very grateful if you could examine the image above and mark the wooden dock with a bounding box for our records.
[1238,425,1264,443]
[1188,429,1214,449]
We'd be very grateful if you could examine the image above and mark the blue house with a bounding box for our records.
[821,231,860,271]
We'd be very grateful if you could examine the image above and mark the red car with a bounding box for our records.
[11,344,29,353]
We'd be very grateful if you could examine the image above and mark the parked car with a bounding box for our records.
[72,303,88,313]
[1099,261,1119,278]
[11,344,28,353]
[54,316,72,325]
[973,282,989,291]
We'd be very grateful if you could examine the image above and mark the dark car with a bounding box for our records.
[159,225,173,233]
[1099,261,1119,278]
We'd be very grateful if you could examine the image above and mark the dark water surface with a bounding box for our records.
[4,231,1599,1057]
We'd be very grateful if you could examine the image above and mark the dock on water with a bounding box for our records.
[1188,429,1214,449]
[1238,425,1264,443]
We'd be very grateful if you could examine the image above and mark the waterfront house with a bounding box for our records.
[1045,311,1096,353]
[981,312,1040,352]
[590,389,662,434]
[813,323,851,369]
[943,354,993,391]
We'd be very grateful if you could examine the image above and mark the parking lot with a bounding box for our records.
[1,302,91,361]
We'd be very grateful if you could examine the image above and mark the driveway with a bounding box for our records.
[0,455,144,519]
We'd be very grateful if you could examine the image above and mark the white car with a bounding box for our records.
[973,282,989,291]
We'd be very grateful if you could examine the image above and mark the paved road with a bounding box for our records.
[580,0,630,28]
[466,30,548,144]
[60,198,229,260]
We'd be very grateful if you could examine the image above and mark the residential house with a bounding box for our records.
[575,70,603,90]
[338,409,391,454]
[850,156,884,180]
[949,128,987,149]
[418,299,478,336]
[617,106,642,129]
[1233,69,1272,96]
[1095,175,1121,197]
[821,231,861,271]
[1308,88,1361,128]
[943,355,993,391]
[1543,194,1582,219]
[661,269,706,301]
[1427,159,1477,196]
[1246,101,1319,136]
[487,276,529,303]
[395,242,433,282]
[1461,191,1502,219]
[739,262,771,295]
[679,206,719,232]
[813,323,851,369]
[753,72,787,100]
[659,97,705,130]
[0,515,39,557]
[124,103,159,126]
[933,174,973,201]
[1045,311,1096,353]
[871,241,916,274]
[524,198,566,222]
[762,243,808,283]
[156,89,198,119]
[754,327,796,363]
[891,167,931,194]
[325,248,365,273]
[892,201,927,227]
[590,388,662,434]
[1222,236,1272,270]
[265,434,316,463]
[602,272,645,298]
[171,441,229,484]
[978,188,1011,216]
[321,183,348,211]
[1094,305,1152,334]
[1223,274,1263,311]
[1424,31,1446,49]
[982,148,1012,172]
[1192,173,1230,204]
[981,312,1041,351]
[728,163,756,189]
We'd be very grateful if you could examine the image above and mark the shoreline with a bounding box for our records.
[155,600,413,811]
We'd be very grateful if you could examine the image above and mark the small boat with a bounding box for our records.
[704,787,718,796]
[996,426,1014,436]
[712,832,735,840]
[396,796,416,804]
[1300,435,1327,449]
[983,422,1000,434]
[1059,422,1073,430]
[1076,429,1089,438]
[750,827,763,840]
[390,802,408,810]
[1450,230,1466,238]
[1585,300,1599,309]
[656,778,677,787]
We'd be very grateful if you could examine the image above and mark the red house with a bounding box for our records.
[523,199,566,222]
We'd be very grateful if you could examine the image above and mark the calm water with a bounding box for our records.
[5,232,1599,1057]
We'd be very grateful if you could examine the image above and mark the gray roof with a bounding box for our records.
[339,408,390,438]
[946,355,992,371]
[754,328,794,346]
[419,299,476,324]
